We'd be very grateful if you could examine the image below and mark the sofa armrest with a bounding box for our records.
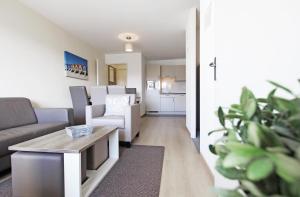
[124,104,141,141]
[34,108,74,125]
[86,105,106,125]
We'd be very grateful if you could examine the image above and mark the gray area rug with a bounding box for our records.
[0,145,165,197]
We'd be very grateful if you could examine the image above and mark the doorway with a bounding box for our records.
[107,64,128,86]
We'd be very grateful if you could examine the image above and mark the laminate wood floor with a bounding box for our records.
[134,116,215,197]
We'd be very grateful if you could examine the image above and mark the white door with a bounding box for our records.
[199,0,217,145]
[208,0,300,188]
[199,0,223,185]
[186,8,198,138]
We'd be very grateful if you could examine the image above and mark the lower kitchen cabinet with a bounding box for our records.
[160,97,175,112]
[174,94,186,111]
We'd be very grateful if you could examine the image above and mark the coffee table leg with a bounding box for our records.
[64,153,82,197]
[109,129,119,159]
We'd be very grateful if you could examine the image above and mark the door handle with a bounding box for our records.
[209,57,217,81]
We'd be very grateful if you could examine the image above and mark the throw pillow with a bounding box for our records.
[104,95,130,116]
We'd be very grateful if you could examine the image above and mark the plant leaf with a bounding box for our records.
[240,87,255,105]
[257,98,268,103]
[271,125,296,139]
[229,104,243,114]
[214,188,244,197]
[227,129,239,141]
[272,154,300,183]
[288,113,300,134]
[209,144,216,154]
[223,152,253,168]
[223,142,266,168]
[296,147,300,160]
[273,97,298,113]
[225,114,246,120]
[240,87,257,119]
[280,137,300,152]
[243,98,257,119]
[268,88,277,98]
[215,145,229,158]
[287,180,300,197]
[208,128,226,136]
[247,122,262,147]
[247,157,274,181]
[215,158,247,180]
[268,80,294,95]
[260,125,283,147]
[266,147,290,154]
[218,107,225,127]
[225,142,265,156]
[241,180,267,197]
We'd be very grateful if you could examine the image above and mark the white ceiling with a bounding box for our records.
[19,0,199,60]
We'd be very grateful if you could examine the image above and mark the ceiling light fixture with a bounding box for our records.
[118,33,139,52]
[125,43,133,52]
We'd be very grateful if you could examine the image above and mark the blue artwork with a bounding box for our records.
[64,51,88,80]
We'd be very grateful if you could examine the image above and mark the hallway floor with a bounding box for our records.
[134,116,215,197]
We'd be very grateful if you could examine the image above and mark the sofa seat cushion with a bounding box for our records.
[92,115,125,128]
[0,122,67,157]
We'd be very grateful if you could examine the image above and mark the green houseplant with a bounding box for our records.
[209,81,300,197]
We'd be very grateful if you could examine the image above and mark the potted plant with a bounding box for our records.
[209,81,300,197]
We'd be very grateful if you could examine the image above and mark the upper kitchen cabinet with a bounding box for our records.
[175,65,186,81]
[146,65,160,80]
[161,65,176,78]
[161,65,186,81]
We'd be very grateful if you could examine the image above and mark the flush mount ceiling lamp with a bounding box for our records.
[118,33,139,52]
[124,43,133,52]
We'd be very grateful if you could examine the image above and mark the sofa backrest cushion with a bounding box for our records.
[0,98,37,130]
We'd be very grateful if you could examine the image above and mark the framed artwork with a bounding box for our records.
[64,51,88,80]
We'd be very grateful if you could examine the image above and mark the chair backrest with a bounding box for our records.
[107,85,126,94]
[91,86,107,105]
[69,86,89,125]
[125,88,137,94]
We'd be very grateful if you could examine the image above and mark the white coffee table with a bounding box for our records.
[9,126,119,197]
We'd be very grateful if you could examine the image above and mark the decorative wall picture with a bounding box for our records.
[64,51,88,80]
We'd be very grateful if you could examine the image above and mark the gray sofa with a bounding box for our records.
[0,97,73,172]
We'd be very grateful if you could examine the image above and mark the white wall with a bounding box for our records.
[186,8,198,138]
[0,0,105,108]
[200,0,300,188]
[105,53,146,115]
[147,59,185,66]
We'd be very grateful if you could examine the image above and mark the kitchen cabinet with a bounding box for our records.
[146,65,160,80]
[174,94,186,111]
[160,94,186,112]
[161,65,186,81]
[175,65,186,81]
[160,96,175,112]
[161,66,176,78]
